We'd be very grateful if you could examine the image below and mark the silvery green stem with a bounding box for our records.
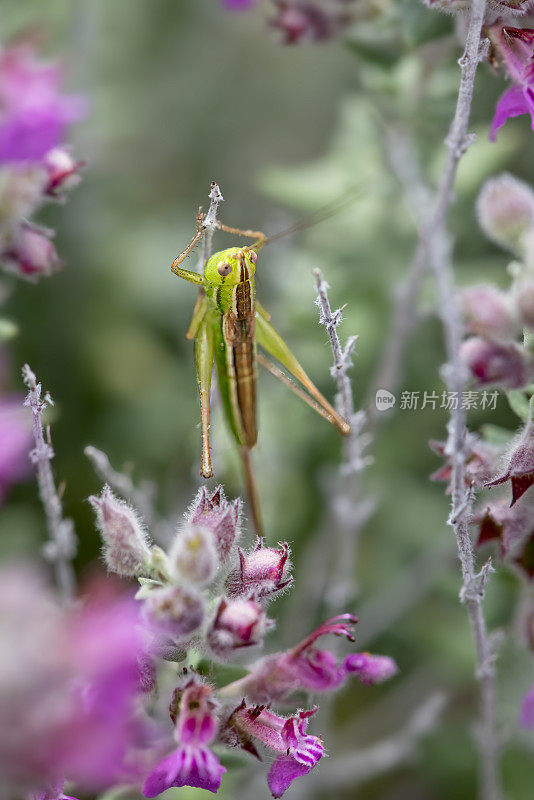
[22,364,76,603]
[414,2,501,797]
[313,269,371,609]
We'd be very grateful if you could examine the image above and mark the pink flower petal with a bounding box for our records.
[490,85,529,140]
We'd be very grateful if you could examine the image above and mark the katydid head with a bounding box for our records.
[204,247,257,286]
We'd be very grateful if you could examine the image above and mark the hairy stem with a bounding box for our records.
[313,269,371,609]
[22,364,76,603]
[414,2,501,798]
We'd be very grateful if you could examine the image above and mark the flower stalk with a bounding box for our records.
[22,364,76,603]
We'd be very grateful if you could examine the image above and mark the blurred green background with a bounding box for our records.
[1,0,534,798]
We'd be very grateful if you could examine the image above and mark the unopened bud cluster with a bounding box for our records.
[457,174,534,389]
[0,42,85,280]
[89,483,397,798]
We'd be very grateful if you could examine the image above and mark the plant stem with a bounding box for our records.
[23,364,76,603]
[414,2,501,797]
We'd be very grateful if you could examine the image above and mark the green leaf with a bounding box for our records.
[506,389,533,420]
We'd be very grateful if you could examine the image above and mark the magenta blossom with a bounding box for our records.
[229,614,397,703]
[0,395,32,503]
[230,704,324,798]
[0,568,151,796]
[489,27,534,140]
[520,685,534,728]
[143,680,225,797]
[0,44,86,164]
[29,781,78,800]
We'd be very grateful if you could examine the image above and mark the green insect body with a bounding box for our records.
[171,223,351,536]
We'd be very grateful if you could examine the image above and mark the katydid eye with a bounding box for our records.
[248,250,257,264]
[217,260,231,277]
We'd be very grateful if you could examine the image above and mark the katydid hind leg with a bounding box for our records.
[255,314,351,435]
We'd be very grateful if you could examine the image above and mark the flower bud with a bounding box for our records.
[1,223,60,279]
[459,285,518,341]
[143,584,204,640]
[186,485,241,561]
[486,422,534,505]
[170,524,218,585]
[207,597,269,656]
[226,540,292,599]
[44,147,84,197]
[476,173,534,253]
[344,652,398,686]
[89,486,151,576]
[459,336,533,389]
[516,280,534,329]
[270,0,349,45]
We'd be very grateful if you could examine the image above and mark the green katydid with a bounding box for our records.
[171,183,351,536]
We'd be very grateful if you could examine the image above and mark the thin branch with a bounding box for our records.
[22,364,76,603]
[84,445,157,525]
[411,2,501,797]
[312,269,372,609]
[198,181,224,272]
[366,127,433,427]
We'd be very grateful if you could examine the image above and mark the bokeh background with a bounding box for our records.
[1,0,534,798]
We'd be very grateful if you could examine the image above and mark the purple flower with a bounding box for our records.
[0,44,86,164]
[0,395,32,503]
[488,27,534,140]
[520,685,534,727]
[0,568,151,795]
[29,781,78,800]
[230,704,324,798]
[344,652,398,686]
[230,614,396,703]
[143,680,225,797]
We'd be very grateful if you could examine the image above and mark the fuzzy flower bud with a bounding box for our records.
[170,524,218,585]
[89,486,151,576]
[143,584,204,641]
[477,174,534,253]
[44,147,84,197]
[344,652,398,686]
[270,0,351,45]
[486,422,534,505]
[516,280,534,328]
[459,285,518,341]
[226,540,292,599]
[185,485,241,561]
[459,336,533,388]
[1,223,60,279]
[207,597,269,656]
